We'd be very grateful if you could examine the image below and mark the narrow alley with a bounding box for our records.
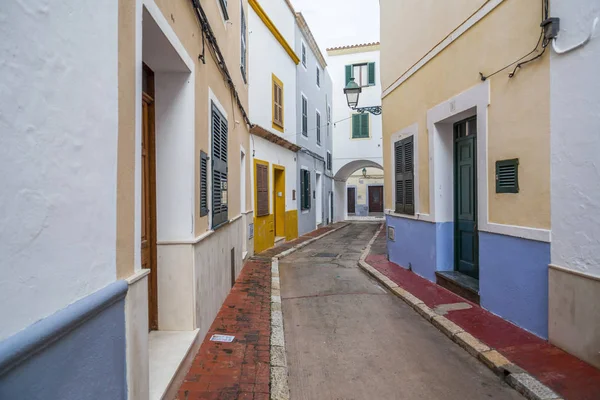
[279,223,522,400]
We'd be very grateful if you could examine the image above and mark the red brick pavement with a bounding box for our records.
[174,223,345,400]
[175,258,271,400]
[366,229,600,400]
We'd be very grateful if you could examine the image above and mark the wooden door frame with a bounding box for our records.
[347,186,357,214]
[272,164,285,237]
[143,63,159,330]
[453,116,479,278]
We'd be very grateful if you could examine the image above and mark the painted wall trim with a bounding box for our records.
[385,209,435,223]
[382,0,505,99]
[0,280,128,376]
[126,268,151,285]
[157,214,244,245]
[248,0,300,65]
[549,264,600,282]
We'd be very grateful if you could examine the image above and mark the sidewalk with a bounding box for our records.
[174,224,343,400]
[364,227,600,400]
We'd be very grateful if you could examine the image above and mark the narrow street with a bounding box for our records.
[279,222,523,400]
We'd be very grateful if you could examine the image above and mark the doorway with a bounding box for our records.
[142,64,158,330]
[454,117,478,279]
[316,173,322,225]
[347,187,356,214]
[368,185,384,213]
[273,166,285,239]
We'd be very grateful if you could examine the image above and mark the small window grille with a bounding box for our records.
[496,158,519,193]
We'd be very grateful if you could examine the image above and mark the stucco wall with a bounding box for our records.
[248,4,297,140]
[0,0,119,340]
[549,0,600,368]
[328,48,383,176]
[380,0,486,89]
[381,0,550,230]
[550,0,600,275]
[148,0,252,239]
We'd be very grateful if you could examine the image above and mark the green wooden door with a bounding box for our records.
[454,118,479,279]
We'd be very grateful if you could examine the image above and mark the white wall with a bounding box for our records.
[248,4,297,143]
[0,2,118,340]
[251,137,298,213]
[328,49,383,176]
[550,1,600,275]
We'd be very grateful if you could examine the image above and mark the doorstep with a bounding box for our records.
[274,236,286,247]
[149,329,200,400]
[436,270,480,304]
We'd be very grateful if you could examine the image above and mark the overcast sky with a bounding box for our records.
[290,0,380,54]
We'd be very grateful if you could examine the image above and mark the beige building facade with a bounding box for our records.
[381,0,551,338]
[118,0,253,398]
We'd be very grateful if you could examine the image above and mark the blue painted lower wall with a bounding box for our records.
[386,214,452,282]
[0,281,128,400]
[479,232,550,338]
[386,214,550,338]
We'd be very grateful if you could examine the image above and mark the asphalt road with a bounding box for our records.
[279,222,523,400]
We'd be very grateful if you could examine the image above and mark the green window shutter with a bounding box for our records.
[496,159,519,193]
[368,62,376,85]
[351,114,360,138]
[211,102,229,227]
[395,136,414,215]
[307,171,311,209]
[345,65,352,85]
[360,114,369,138]
[200,151,208,217]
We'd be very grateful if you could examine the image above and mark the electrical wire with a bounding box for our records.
[190,0,252,128]
[479,0,549,80]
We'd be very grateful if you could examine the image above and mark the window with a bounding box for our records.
[240,2,247,82]
[301,42,307,67]
[394,136,414,215]
[272,75,283,131]
[316,111,321,145]
[218,0,229,21]
[345,62,376,87]
[301,169,311,210]
[301,95,308,136]
[200,150,209,217]
[351,113,369,139]
[256,163,269,216]
[327,151,332,171]
[327,104,331,136]
[316,67,320,87]
[496,159,519,193]
[211,102,228,227]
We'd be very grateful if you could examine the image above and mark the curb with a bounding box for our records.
[358,226,563,400]
[269,223,351,400]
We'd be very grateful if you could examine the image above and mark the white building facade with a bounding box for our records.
[548,0,600,369]
[328,43,384,221]
[248,0,301,253]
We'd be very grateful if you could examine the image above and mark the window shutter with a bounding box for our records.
[256,164,269,216]
[352,114,360,138]
[211,102,228,227]
[360,114,369,138]
[368,62,376,85]
[345,65,352,85]
[316,112,321,144]
[200,150,208,217]
[302,97,308,136]
[395,137,414,215]
[496,159,519,193]
[306,170,311,209]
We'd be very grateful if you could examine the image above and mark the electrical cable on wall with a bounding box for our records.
[479,0,549,81]
[190,0,252,128]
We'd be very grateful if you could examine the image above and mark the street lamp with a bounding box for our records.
[344,77,382,115]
